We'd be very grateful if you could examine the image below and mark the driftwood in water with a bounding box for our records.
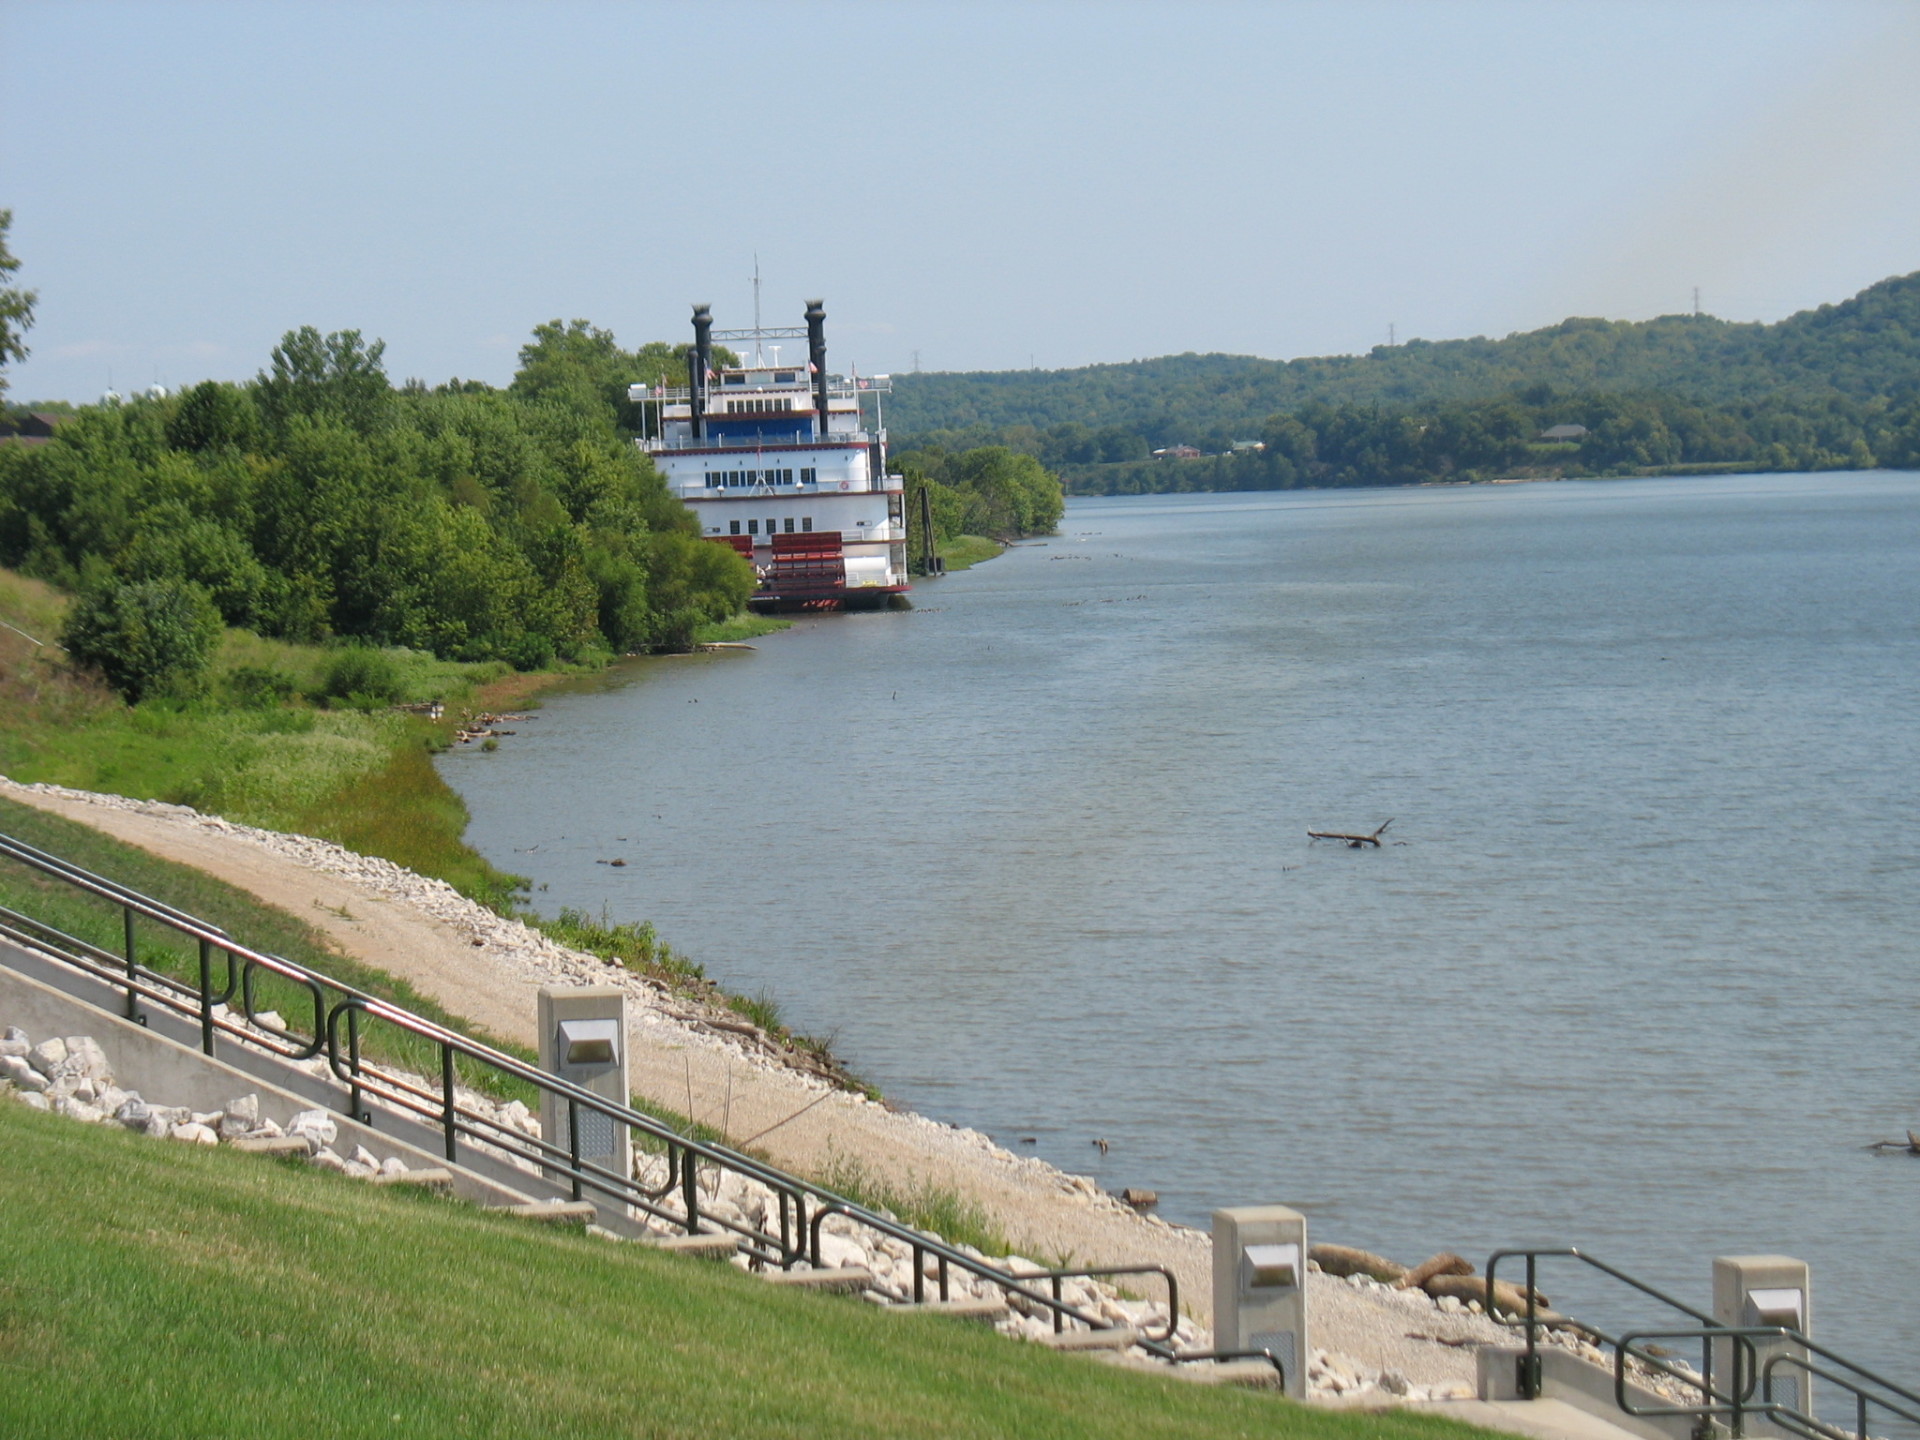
[1308,819,1393,848]
[1866,1131,1920,1155]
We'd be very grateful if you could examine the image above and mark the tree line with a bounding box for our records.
[887,269,1920,486]
[0,324,757,699]
[1045,387,1920,497]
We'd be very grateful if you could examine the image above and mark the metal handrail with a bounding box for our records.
[1487,1247,1727,1402]
[0,832,1229,1374]
[1616,1326,1920,1440]
[1489,1249,1919,1440]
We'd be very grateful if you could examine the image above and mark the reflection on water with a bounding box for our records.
[445,472,1920,1380]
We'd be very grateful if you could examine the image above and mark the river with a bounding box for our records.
[443,472,1920,1378]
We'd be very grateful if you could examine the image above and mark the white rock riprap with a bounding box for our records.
[1,1023,428,1180]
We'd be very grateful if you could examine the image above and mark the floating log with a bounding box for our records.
[1307,819,1393,848]
[1866,1131,1920,1155]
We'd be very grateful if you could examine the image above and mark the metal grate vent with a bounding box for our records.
[566,1107,616,1163]
[1248,1329,1297,1385]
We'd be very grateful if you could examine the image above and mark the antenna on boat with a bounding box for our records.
[752,254,763,365]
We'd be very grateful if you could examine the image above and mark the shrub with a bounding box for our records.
[315,645,404,706]
[222,664,298,708]
[58,577,222,703]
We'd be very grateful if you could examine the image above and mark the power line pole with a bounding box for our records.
[1389,323,1396,347]
[912,349,920,374]
[1693,286,1701,317]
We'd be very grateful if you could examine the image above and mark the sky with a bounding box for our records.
[3,0,1918,402]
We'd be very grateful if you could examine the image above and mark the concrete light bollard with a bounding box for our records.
[1212,1205,1308,1400]
[536,986,631,1218]
[1713,1254,1811,1434]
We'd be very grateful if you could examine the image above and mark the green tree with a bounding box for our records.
[0,209,34,400]
[255,328,391,434]
[60,575,223,703]
[166,380,261,453]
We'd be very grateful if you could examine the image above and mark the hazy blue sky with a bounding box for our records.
[3,0,1917,401]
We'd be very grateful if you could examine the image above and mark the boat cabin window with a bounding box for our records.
[800,467,816,484]
[747,519,758,535]
[766,517,775,534]
[783,518,794,533]
[723,374,746,385]
[802,516,812,532]
[729,520,740,535]
[775,372,796,383]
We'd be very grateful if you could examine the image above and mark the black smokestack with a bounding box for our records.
[805,299,828,438]
[690,303,712,440]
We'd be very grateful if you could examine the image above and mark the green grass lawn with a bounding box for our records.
[0,1100,1497,1440]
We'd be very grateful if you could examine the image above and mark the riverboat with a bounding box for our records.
[628,301,908,611]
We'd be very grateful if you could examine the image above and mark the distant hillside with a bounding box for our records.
[888,271,1920,452]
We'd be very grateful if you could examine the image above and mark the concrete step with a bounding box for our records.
[763,1266,872,1293]
[229,1135,313,1157]
[884,1298,1010,1323]
[1168,1358,1285,1388]
[646,1233,740,1259]
[375,1167,455,1193]
[1035,1324,1139,1353]
[491,1200,597,1225]
[1434,1398,1657,1440]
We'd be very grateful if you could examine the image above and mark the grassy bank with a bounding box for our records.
[0,1100,1491,1440]
[691,611,794,644]
[936,534,1006,572]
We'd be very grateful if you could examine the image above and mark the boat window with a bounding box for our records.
[782,469,793,484]
[801,467,816,484]
[766,518,775,534]
[783,518,794,533]
[729,520,740,535]
[802,516,812,532]
[723,374,745,386]
[747,519,758,535]
[775,372,796,383]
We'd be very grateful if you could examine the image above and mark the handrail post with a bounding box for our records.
[1521,1252,1542,1399]
[347,1007,364,1122]
[197,937,214,1055]
[912,1245,925,1304]
[681,1143,700,1234]
[441,1044,458,1164]
[122,906,139,1021]
[938,1254,949,1303]
[566,1097,582,1202]
[1732,1334,1747,1439]
[1052,1275,1064,1333]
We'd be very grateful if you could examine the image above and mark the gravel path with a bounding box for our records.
[0,776,1537,1397]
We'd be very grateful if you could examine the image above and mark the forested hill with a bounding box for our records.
[888,270,1920,453]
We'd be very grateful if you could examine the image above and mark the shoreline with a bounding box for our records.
[0,774,1669,1406]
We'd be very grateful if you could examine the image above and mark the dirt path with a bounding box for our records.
[0,780,1213,1316]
